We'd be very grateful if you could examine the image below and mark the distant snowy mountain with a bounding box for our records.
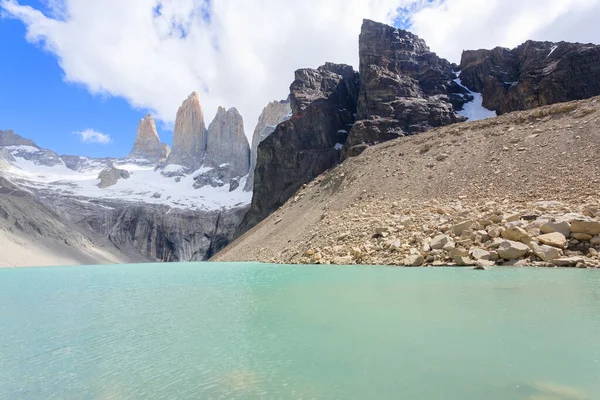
[1,146,251,211]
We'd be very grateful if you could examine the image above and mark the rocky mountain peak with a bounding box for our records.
[290,63,359,114]
[128,114,170,162]
[343,19,467,158]
[166,91,208,169]
[205,106,250,178]
[0,129,38,148]
[244,99,292,192]
[459,39,600,114]
[360,19,430,55]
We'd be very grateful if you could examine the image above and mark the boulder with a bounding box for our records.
[97,167,130,188]
[501,226,530,242]
[497,240,530,260]
[537,232,568,249]
[430,234,454,250]
[530,243,563,262]
[450,220,475,237]
[540,221,571,238]
[571,233,593,241]
[570,219,600,236]
[471,248,491,261]
[405,254,425,266]
[551,257,586,267]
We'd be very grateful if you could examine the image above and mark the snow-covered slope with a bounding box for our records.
[1,146,251,211]
[454,72,497,121]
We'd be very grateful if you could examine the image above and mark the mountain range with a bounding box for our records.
[2,19,600,267]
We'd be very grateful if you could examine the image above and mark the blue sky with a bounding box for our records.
[0,1,164,158]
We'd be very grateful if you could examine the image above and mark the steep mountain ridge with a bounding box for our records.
[459,40,600,114]
[237,63,359,234]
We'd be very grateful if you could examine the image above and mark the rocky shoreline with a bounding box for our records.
[293,199,600,269]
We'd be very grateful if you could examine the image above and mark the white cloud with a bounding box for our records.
[2,0,600,142]
[409,0,600,63]
[74,129,112,144]
[0,0,411,138]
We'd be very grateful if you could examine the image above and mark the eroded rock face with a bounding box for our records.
[244,99,292,192]
[128,114,170,162]
[95,205,249,262]
[238,63,359,234]
[97,166,130,188]
[205,107,250,177]
[459,40,600,114]
[344,19,467,157]
[166,91,208,169]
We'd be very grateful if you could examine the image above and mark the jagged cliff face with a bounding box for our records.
[244,100,292,192]
[459,40,600,114]
[166,92,208,169]
[343,19,467,157]
[205,107,250,177]
[238,63,359,234]
[128,114,170,162]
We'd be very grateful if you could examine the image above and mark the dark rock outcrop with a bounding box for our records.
[238,63,359,233]
[244,99,292,192]
[96,205,249,262]
[128,114,170,162]
[343,19,468,157]
[205,107,250,177]
[97,166,131,188]
[459,40,600,114]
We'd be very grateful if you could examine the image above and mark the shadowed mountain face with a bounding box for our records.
[237,63,359,234]
[343,19,469,158]
[459,40,600,114]
[244,99,292,192]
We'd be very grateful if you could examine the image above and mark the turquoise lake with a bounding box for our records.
[1,263,599,399]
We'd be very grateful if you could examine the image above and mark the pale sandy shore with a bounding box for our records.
[0,229,127,268]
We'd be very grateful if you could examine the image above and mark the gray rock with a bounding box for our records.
[97,166,131,188]
[245,99,292,192]
[205,107,250,178]
[166,91,208,169]
[0,129,38,147]
[128,114,170,162]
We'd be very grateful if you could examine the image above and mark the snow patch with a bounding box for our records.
[6,145,40,154]
[454,77,497,121]
[548,45,558,57]
[4,154,251,211]
[334,143,344,150]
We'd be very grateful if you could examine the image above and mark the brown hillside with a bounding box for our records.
[213,97,600,267]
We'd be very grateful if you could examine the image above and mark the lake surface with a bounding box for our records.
[1,264,599,399]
